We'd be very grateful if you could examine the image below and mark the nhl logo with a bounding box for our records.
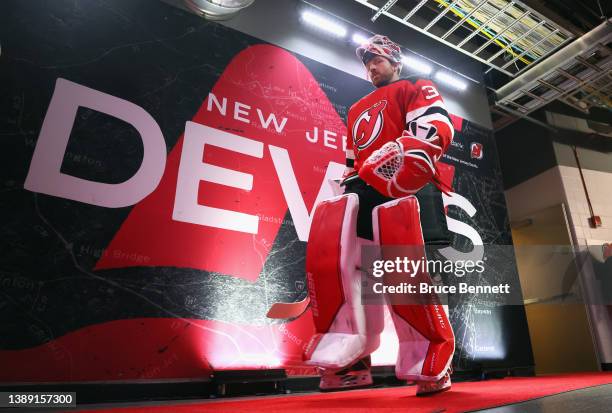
[470,142,483,160]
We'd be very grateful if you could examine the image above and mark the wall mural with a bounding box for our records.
[0,0,533,381]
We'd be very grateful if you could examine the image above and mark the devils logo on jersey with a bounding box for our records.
[353,100,387,150]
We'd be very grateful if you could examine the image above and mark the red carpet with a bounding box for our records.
[79,372,612,413]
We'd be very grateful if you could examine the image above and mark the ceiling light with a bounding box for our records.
[182,0,255,20]
[301,10,347,38]
[434,71,468,91]
[401,56,433,75]
[352,33,369,45]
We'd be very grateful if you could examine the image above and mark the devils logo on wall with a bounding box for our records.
[471,142,484,160]
[0,0,532,382]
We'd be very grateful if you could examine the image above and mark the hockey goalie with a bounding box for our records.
[301,34,456,396]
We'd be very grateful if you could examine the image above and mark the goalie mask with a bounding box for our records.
[356,34,403,71]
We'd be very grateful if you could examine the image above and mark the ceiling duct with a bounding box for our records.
[545,112,612,138]
[493,18,612,130]
[182,0,255,20]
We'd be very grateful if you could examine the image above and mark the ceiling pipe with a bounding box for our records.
[496,18,611,102]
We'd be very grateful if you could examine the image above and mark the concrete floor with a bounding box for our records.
[474,383,612,413]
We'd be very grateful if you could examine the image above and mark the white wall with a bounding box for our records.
[504,167,565,221]
[558,165,612,366]
[559,166,612,246]
[505,164,612,366]
[503,164,612,249]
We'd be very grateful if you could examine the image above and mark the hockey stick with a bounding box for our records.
[266,296,311,319]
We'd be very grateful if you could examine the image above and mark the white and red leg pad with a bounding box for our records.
[303,193,369,369]
[373,196,455,381]
[360,236,385,357]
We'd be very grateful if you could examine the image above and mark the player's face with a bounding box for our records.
[366,55,399,87]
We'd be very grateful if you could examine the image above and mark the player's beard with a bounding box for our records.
[371,68,396,88]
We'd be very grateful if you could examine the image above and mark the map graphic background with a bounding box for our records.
[0,0,533,381]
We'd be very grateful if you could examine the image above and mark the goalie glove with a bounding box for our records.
[358,131,443,198]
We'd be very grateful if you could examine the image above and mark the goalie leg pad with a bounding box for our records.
[303,193,369,368]
[360,237,385,357]
[372,196,455,381]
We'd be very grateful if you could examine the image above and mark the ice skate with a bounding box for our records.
[415,368,452,396]
[318,356,373,391]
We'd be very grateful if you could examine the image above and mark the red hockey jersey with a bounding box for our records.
[344,77,454,184]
